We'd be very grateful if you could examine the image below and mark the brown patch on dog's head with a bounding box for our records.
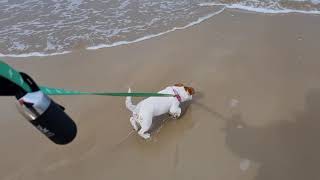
[174,83,195,95]
[174,83,184,87]
[184,86,195,95]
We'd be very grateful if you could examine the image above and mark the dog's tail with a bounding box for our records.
[125,88,136,112]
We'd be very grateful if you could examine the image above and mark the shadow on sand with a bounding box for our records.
[224,89,320,180]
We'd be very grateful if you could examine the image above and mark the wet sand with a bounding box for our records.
[1,10,320,180]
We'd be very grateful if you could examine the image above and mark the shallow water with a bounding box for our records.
[0,0,319,57]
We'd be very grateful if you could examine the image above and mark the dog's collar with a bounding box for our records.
[172,88,182,103]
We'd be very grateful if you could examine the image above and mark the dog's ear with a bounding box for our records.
[174,83,184,87]
[184,86,195,95]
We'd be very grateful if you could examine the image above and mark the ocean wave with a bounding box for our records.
[0,51,70,58]
[200,1,320,14]
[0,7,226,57]
[87,7,225,50]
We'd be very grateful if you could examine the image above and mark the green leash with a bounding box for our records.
[0,60,173,97]
[0,60,32,92]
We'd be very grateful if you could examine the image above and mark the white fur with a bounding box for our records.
[125,86,192,139]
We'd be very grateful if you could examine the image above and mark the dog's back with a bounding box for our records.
[126,87,175,116]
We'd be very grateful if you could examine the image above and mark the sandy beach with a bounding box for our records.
[1,9,320,180]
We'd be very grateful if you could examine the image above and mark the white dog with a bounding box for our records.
[125,83,195,139]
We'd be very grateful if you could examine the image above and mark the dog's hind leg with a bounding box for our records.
[130,117,139,131]
[138,113,152,139]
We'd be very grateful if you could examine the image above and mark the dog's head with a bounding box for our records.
[174,83,195,102]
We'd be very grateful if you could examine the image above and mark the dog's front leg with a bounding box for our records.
[169,101,182,119]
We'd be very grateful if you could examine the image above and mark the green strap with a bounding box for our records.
[0,61,32,92]
[0,60,173,97]
[39,86,173,97]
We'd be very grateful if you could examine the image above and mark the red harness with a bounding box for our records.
[172,88,182,103]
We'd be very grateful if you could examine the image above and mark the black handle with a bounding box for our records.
[30,100,77,145]
[13,72,77,145]
[0,76,26,96]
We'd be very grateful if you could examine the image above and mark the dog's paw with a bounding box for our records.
[169,112,181,119]
[169,107,182,119]
[132,126,139,131]
[173,114,180,119]
[139,132,151,139]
